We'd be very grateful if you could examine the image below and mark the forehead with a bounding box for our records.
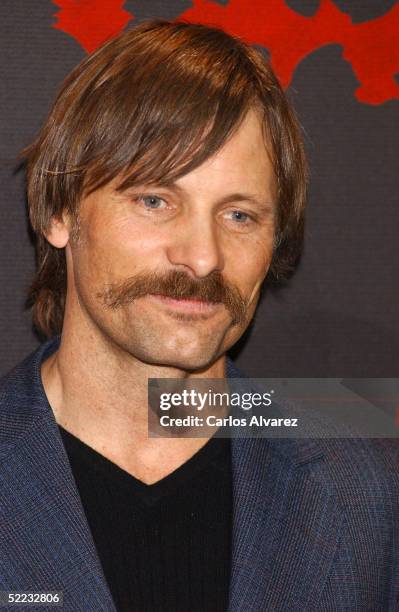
[171,108,275,197]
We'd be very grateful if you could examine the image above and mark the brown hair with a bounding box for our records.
[23,19,308,337]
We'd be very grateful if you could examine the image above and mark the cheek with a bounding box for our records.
[229,236,273,294]
[74,213,169,283]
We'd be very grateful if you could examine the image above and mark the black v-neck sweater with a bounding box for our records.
[58,426,232,612]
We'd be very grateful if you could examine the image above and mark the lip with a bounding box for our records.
[147,293,223,313]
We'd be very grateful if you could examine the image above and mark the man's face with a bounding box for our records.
[63,108,276,370]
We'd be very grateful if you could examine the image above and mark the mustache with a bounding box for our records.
[97,269,248,325]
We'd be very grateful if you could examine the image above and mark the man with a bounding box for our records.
[0,19,398,612]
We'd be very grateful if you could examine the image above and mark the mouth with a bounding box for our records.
[146,293,223,314]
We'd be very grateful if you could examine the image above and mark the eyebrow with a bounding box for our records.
[214,192,274,213]
[125,182,274,213]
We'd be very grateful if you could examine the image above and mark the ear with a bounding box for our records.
[45,215,70,249]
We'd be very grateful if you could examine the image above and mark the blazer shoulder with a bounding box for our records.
[0,338,59,455]
[313,437,399,521]
[320,436,399,478]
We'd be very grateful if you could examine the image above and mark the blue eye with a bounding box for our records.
[141,195,164,209]
[231,210,251,223]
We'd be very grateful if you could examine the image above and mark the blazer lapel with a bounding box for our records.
[227,434,345,612]
[225,358,345,611]
[0,339,116,611]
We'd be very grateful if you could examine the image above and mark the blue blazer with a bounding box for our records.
[1,337,398,611]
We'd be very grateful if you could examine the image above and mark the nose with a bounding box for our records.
[165,213,225,278]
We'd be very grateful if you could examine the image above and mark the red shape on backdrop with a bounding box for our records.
[180,0,399,105]
[53,0,133,53]
[51,0,399,105]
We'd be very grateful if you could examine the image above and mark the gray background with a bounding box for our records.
[1,0,398,378]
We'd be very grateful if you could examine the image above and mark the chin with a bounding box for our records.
[130,343,219,372]
[153,352,217,372]
[110,324,230,371]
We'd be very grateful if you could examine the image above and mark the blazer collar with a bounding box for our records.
[0,338,342,611]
